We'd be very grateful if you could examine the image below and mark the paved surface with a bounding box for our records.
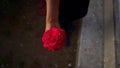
[76,0,104,68]
[115,0,120,68]
[104,0,115,68]
[76,0,120,68]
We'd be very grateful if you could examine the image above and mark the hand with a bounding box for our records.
[45,22,60,31]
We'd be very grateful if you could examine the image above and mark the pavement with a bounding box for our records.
[76,0,120,68]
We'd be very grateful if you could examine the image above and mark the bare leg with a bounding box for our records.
[45,0,60,31]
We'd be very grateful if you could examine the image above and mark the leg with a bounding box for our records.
[45,0,60,31]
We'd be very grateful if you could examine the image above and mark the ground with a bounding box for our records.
[0,0,81,68]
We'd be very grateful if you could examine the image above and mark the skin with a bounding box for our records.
[45,0,60,31]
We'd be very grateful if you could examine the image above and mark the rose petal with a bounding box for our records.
[38,0,45,8]
[42,27,67,51]
[39,9,46,15]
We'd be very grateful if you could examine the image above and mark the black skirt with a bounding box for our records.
[59,0,90,23]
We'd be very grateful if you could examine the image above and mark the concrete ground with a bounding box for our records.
[76,0,104,68]
[76,0,120,68]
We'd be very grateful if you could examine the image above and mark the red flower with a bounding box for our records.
[42,27,66,51]
[38,0,45,8]
[39,9,46,15]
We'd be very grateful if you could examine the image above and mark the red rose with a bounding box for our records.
[42,27,66,51]
[39,9,46,15]
[38,0,45,8]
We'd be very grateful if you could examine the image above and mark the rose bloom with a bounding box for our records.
[42,27,66,51]
[38,0,45,8]
[39,9,46,15]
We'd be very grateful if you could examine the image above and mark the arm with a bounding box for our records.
[45,0,60,31]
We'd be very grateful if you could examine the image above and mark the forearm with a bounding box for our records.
[45,0,60,24]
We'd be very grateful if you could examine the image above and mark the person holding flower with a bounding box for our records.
[42,0,89,51]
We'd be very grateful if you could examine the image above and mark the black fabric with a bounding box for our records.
[59,0,90,22]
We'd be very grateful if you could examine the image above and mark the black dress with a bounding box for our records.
[59,0,90,23]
